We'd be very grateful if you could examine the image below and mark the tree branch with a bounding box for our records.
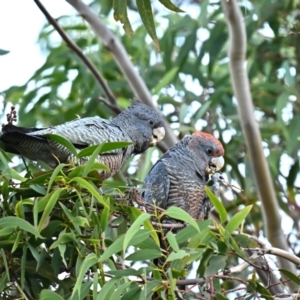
[243,247,300,267]
[33,0,117,106]
[65,0,177,149]
[221,0,298,292]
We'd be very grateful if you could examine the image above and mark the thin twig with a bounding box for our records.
[242,247,300,267]
[33,0,117,106]
[98,97,122,114]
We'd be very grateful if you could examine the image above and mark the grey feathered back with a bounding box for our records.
[0,102,165,180]
[142,133,224,220]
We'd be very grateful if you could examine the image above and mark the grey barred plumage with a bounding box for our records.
[141,132,225,220]
[0,101,166,180]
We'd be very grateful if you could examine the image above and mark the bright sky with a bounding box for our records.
[0,0,74,92]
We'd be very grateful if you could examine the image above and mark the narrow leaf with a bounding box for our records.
[0,49,10,56]
[125,249,162,261]
[136,0,160,50]
[47,164,66,193]
[40,289,64,300]
[255,282,273,300]
[226,205,253,233]
[96,278,120,299]
[12,231,22,253]
[152,67,179,94]
[205,186,227,223]
[166,250,187,262]
[123,213,151,251]
[158,0,184,12]
[0,149,11,167]
[44,134,77,156]
[113,0,133,35]
[0,217,43,239]
[166,232,180,252]
[71,253,98,298]
[164,207,200,233]
[0,249,10,281]
[83,144,104,176]
[71,177,108,208]
[77,142,132,158]
[107,282,132,300]
[38,189,62,232]
[100,141,132,153]
[100,235,124,261]
[279,269,300,285]
[2,167,27,182]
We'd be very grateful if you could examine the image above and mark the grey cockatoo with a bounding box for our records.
[141,131,225,220]
[0,101,165,180]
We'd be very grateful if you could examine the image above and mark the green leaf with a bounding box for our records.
[152,67,179,94]
[136,0,160,50]
[47,164,66,193]
[125,249,162,261]
[100,229,151,261]
[194,100,212,120]
[96,278,120,299]
[77,142,132,158]
[123,213,151,252]
[0,217,43,239]
[76,144,102,159]
[100,141,133,153]
[82,144,104,176]
[0,227,15,237]
[107,282,133,300]
[100,235,125,261]
[279,269,300,285]
[2,167,27,182]
[50,231,77,249]
[158,0,184,12]
[113,0,133,35]
[0,49,10,55]
[166,250,187,262]
[0,149,10,168]
[40,289,64,300]
[226,205,253,233]
[72,253,98,298]
[204,186,227,223]
[38,189,63,232]
[225,232,246,259]
[164,207,200,233]
[44,134,77,156]
[108,267,152,278]
[129,206,160,246]
[100,204,110,232]
[29,184,47,195]
[70,177,108,208]
[0,249,10,282]
[205,255,227,276]
[166,232,179,252]
[139,280,162,299]
[255,282,273,300]
[12,231,22,253]
[21,246,27,289]
[0,272,8,293]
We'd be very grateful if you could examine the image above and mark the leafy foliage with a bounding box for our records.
[1,0,300,298]
[0,149,266,299]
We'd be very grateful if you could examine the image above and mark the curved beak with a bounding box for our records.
[209,156,225,173]
[150,127,165,146]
